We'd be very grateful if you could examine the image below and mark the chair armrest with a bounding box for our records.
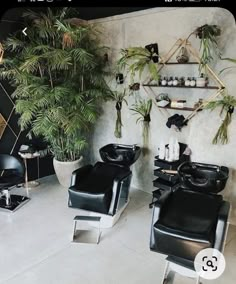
[153,189,172,209]
[108,170,132,215]
[150,190,172,250]
[114,170,132,183]
[70,165,93,187]
[214,201,231,252]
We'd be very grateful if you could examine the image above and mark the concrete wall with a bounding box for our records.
[89,7,236,224]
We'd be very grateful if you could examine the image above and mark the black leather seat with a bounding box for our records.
[152,189,224,261]
[68,162,132,215]
[68,144,140,217]
[0,154,29,212]
[150,162,230,263]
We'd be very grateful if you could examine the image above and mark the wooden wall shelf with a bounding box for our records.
[157,105,201,111]
[159,62,199,65]
[143,84,220,89]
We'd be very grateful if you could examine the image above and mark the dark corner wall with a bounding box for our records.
[0,8,55,181]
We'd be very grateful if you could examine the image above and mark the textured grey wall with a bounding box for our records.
[89,8,236,224]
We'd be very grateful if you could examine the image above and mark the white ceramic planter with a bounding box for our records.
[53,156,83,188]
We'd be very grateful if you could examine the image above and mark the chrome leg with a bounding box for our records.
[2,189,11,206]
[37,156,40,181]
[24,158,30,197]
[161,260,170,284]
[196,275,201,284]
[72,220,77,242]
[97,219,101,244]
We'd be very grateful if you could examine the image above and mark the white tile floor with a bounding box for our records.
[0,175,235,284]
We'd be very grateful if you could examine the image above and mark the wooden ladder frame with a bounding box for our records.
[143,38,225,124]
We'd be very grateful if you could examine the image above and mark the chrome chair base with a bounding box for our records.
[0,194,30,212]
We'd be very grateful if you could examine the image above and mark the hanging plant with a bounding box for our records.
[109,89,128,138]
[219,57,236,75]
[130,99,152,155]
[117,45,159,83]
[205,94,236,144]
[192,24,221,72]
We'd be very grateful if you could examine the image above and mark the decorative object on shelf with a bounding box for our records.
[1,8,111,187]
[179,77,185,86]
[145,43,159,63]
[205,94,236,144]
[116,73,124,84]
[117,46,159,83]
[176,46,189,63]
[194,98,203,109]
[161,77,167,86]
[0,42,3,63]
[196,73,207,87]
[130,99,152,155]
[109,89,128,139]
[156,93,170,107]
[184,77,191,87]
[190,77,196,87]
[167,76,173,86]
[170,100,187,109]
[173,77,179,86]
[193,24,221,72]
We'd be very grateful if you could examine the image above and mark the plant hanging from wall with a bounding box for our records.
[203,56,236,145]
[192,24,221,72]
[130,99,152,155]
[109,89,128,138]
[205,94,236,144]
[117,44,159,83]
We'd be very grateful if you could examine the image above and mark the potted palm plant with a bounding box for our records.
[1,8,110,187]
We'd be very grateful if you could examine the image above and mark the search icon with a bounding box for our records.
[206,260,214,268]
[194,248,225,280]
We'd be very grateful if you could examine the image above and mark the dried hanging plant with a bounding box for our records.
[130,99,152,155]
[109,89,128,138]
[205,94,236,144]
[193,24,221,73]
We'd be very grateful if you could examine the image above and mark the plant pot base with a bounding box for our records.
[53,157,83,188]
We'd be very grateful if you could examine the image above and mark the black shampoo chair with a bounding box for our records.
[0,154,29,212]
[150,162,230,283]
[68,144,141,217]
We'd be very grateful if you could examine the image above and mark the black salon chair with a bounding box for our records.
[68,144,141,217]
[0,154,29,212]
[150,162,230,283]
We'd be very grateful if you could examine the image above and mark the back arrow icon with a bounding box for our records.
[22,28,27,36]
